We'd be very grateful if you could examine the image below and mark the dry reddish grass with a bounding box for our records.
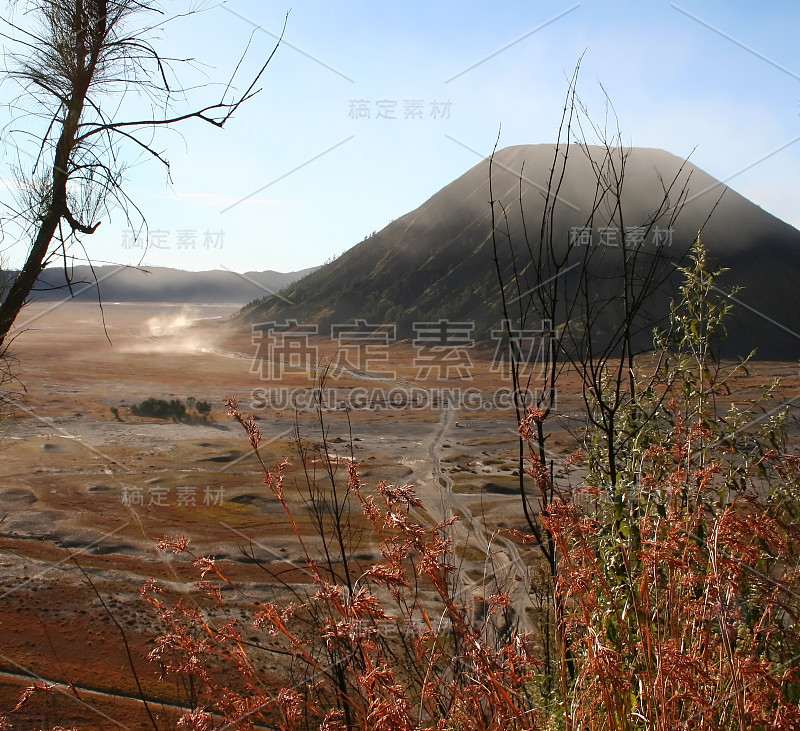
[2,302,799,727]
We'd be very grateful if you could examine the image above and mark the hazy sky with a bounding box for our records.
[2,0,799,273]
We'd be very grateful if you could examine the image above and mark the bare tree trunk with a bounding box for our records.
[0,1,283,346]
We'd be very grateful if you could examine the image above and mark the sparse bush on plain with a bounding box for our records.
[130,397,188,422]
[128,397,214,423]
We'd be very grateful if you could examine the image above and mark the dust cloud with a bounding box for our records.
[120,306,228,355]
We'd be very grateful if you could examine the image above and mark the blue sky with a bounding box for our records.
[2,0,799,273]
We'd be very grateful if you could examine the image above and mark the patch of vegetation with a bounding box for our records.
[128,397,214,423]
[129,398,188,422]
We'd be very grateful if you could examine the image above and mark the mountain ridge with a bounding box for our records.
[237,143,800,360]
[6,264,317,305]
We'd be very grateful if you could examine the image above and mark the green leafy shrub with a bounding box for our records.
[130,397,188,422]
[531,239,800,728]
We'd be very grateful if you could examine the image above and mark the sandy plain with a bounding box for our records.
[0,301,797,729]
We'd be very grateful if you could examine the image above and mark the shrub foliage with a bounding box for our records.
[130,398,188,422]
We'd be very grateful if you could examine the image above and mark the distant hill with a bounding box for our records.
[11,264,317,304]
[238,144,800,360]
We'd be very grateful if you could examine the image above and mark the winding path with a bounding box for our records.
[402,407,537,634]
